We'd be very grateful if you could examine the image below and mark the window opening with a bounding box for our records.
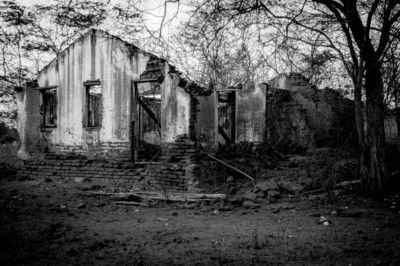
[86,84,102,128]
[40,88,58,128]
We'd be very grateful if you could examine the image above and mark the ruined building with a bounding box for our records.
[16,30,354,190]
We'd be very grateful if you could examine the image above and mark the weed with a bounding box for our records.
[211,236,231,265]
[252,227,270,250]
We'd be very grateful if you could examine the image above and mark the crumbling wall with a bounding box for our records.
[267,73,355,148]
[236,81,266,143]
[161,71,190,143]
[194,93,216,151]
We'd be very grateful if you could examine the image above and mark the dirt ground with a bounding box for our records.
[0,175,400,266]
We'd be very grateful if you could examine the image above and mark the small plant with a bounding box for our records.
[211,236,231,265]
[252,228,269,250]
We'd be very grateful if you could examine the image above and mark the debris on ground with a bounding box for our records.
[86,190,227,208]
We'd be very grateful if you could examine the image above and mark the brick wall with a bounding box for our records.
[48,142,132,162]
[17,134,202,191]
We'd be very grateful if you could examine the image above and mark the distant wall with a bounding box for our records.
[267,73,355,148]
[194,93,216,150]
[236,81,266,143]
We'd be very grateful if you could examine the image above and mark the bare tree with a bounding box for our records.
[0,0,111,125]
[180,0,399,196]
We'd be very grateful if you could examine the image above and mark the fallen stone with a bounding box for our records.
[220,205,233,211]
[254,198,268,204]
[256,180,279,192]
[74,177,85,183]
[89,184,103,190]
[228,195,243,205]
[267,196,276,203]
[278,181,305,194]
[226,176,234,182]
[268,190,281,199]
[319,216,328,223]
[242,191,258,201]
[288,156,307,163]
[256,191,265,198]
[242,200,260,209]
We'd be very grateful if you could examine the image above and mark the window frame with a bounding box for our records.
[35,85,58,129]
[83,80,102,129]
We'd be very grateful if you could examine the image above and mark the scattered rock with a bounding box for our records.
[268,190,281,199]
[228,195,243,205]
[254,198,268,204]
[213,209,220,215]
[267,196,276,203]
[323,221,330,226]
[74,177,91,183]
[256,191,265,198]
[182,203,196,209]
[331,210,338,215]
[288,156,307,163]
[74,177,85,183]
[220,205,233,211]
[242,191,258,201]
[319,216,328,223]
[255,180,279,192]
[89,184,103,190]
[278,180,305,194]
[242,200,260,209]
[77,203,86,209]
[226,176,234,182]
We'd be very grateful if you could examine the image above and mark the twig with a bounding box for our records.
[113,201,148,207]
[293,189,325,197]
[206,153,255,181]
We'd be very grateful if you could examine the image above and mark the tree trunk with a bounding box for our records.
[354,83,365,146]
[395,91,400,154]
[362,63,387,197]
[354,76,365,173]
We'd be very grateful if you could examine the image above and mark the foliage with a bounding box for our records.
[174,0,400,196]
[0,0,145,125]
